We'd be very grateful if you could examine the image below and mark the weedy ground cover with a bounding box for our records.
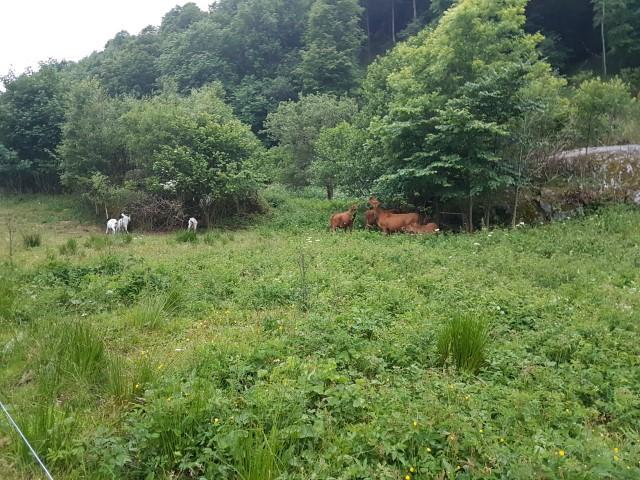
[0,192,639,479]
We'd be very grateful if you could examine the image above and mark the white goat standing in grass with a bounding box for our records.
[106,219,118,234]
[187,217,198,232]
[117,213,131,233]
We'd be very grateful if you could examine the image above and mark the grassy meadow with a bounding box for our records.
[1,190,639,479]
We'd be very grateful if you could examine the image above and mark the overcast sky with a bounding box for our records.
[0,1,211,77]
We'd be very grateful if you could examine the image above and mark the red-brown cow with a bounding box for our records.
[369,197,419,234]
[330,204,358,232]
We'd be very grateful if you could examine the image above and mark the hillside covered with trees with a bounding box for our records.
[1,0,639,229]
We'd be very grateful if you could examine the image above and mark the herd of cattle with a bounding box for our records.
[330,196,439,234]
[105,197,437,235]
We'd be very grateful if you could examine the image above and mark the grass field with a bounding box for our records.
[1,190,639,479]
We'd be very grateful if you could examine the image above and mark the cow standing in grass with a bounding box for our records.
[368,197,419,234]
[330,205,358,232]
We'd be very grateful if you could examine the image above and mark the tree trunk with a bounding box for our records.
[413,0,417,20]
[601,0,607,76]
[326,184,334,200]
[366,1,372,61]
[391,0,396,43]
[468,188,474,233]
[512,184,520,228]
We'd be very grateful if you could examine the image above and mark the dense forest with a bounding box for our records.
[1,0,639,229]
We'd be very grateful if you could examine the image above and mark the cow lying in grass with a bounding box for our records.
[403,222,439,234]
[330,205,358,232]
[368,196,419,234]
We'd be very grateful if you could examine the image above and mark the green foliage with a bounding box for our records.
[300,0,365,95]
[364,0,565,228]
[437,314,489,374]
[58,79,130,190]
[592,0,640,71]
[21,232,41,249]
[569,77,636,149]
[265,94,358,186]
[0,61,69,192]
[311,121,378,197]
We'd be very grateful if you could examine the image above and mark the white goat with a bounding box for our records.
[187,217,198,232]
[106,218,118,234]
[117,213,131,233]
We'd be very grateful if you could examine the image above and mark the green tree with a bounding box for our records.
[300,0,365,94]
[58,79,131,190]
[570,77,634,151]
[311,121,371,199]
[366,0,563,230]
[0,61,69,191]
[592,0,640,72]
[264,94,358,186]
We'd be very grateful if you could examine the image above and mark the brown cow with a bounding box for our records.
[369,197,419,234]
[330,204,358,232]
[404,222,439,234]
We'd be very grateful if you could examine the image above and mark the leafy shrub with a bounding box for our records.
[21,232,41,248]
[437,314,489,374]
[58,238,78,256]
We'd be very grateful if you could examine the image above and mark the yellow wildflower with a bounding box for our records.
[409,467,415,473]
[426,447,432,453]
[479,429,484,433]
[614,455,620,461]
[614,447,619,453]
[412,420,418,428]
[134,383,140,389]
[558,450,565,457]
[405,476,411,480]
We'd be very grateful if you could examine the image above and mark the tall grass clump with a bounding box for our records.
[58,238,78,256]
[126,292,179,329]
[437,314,489,374]
[52,321,106,384]
[84,234,111,250]
[231,427,287,480]
[104,353,132,400]
[13,404,76,470]
[175,230,198,243]
[203,231,221,245]
[21,232,41,248]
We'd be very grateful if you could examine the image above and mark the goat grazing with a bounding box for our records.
[330,205,358,232]
[106,219,118,234]
[188,217,198,231]
[368,197,419,234]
